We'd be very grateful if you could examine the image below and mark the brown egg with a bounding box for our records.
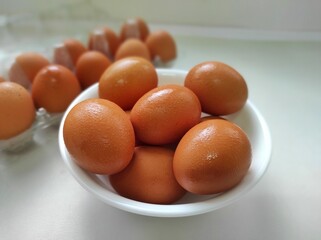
[8,52,50,89]
[0,82,36,139]
[88,27,120,59]
[0,76,5,82]
[32,64,81,113]
[145,30,177,63]
[53,38,87,71]
[130,84,201,145]
[63,98,135,174]
[184,61,248,115]
[110,146,186,204]
[115,39,151,61]
[119,17,150,42]
[99,57,158,110]
[173,119,252,195]
[75,51,112,89]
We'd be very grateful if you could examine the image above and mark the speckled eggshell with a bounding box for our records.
[110,146,186,204]
[173,119,252,195]
[184,61,248,116]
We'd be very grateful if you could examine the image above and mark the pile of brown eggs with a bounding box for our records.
[0,17,176,142]
[62,58,251,204]
[0,17,252,206]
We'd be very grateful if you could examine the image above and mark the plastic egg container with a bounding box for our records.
[0,109,63,152]
[0,51,52,151]
[0,17,177,153]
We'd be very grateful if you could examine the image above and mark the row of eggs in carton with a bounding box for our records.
[0,17,177,152]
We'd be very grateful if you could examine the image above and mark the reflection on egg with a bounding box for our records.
[99,57,158,110]
[173,119,252,195]
[130,84,201,145]
[185,61,248,115]
[63,98,135,175]
[0,82,36,139]
[32,64,81,113]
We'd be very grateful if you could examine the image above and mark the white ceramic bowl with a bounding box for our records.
[58,69,272,217]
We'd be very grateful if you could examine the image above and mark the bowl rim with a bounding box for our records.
[58,68,272,218]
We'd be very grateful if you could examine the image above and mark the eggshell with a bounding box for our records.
[63,98,135,175]
[145,30,177,63]
[115,39,151,61]
[88,27,120,59]
[53,39,87,71]
[130,84,201,145]
[8,52,50,89]
[120,17,150,42]
[99,57,158,110]
[32,64,81,113]
[173,119,252,195]
[0,82,36,139]
[184,61,248,115]
[75,51,112,89]
[109,146,186,204]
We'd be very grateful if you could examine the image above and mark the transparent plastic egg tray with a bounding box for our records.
[0,1,118,152]
[0,1,178,152]
[0,110,63,152]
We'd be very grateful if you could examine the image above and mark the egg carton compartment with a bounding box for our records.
[0,108,63,152]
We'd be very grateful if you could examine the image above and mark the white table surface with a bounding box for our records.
[1,26,321,240]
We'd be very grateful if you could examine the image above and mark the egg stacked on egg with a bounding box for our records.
[63,57,252,204]
[0,17,176,142]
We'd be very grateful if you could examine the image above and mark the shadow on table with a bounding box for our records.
[78,188,287,240]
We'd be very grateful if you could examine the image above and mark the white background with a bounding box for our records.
[0,1,321,240]
[1,0,321,32]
